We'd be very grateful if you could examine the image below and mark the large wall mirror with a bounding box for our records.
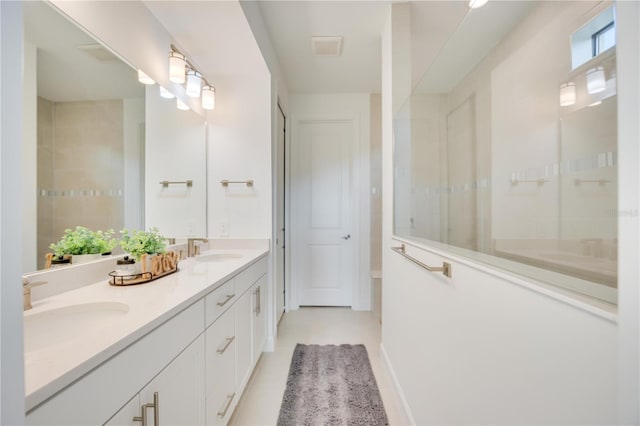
[23,1,207,273]
[393,1,618,304]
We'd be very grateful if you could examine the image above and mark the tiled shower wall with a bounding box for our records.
[37,98,124,269]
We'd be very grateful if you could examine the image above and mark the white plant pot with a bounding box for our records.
[71,253,102,264]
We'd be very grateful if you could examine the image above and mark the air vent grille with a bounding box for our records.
[76,43,119,63]
[311,36,343,56]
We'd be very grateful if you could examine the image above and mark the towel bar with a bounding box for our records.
[391,244,452,278]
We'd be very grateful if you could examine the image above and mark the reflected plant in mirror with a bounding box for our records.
[23,1,145,272]
[393,1,618,304]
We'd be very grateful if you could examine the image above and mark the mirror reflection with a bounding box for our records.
[393,1,618,303]
[24,1,145,272]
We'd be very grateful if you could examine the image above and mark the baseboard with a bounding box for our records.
[380,343,416,426]
[264,336,275,352]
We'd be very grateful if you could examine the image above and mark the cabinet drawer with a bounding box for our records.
[205,309,236,425]
[205,279,236,327]
[235,257,267,296]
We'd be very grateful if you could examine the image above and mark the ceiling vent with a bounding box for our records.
[311,36,343,56]
[76,43,119,63]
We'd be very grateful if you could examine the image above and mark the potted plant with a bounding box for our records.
[49,226,117,264]
[119,227,167,263]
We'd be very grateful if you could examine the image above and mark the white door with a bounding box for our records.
[275,106,286,323]
[292,119,354,307]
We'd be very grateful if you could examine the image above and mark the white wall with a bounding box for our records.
[123,98,145,231]
[381,2,624,424]
[145,86,207,238]
[616,2,640,422]
[290,93,371,311]
[1,2,26,424]
[206,72,272,240]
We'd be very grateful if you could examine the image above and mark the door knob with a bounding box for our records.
[341,234,351,240]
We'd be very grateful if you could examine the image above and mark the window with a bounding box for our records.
[592,21,615,57]
[571,5,616,69]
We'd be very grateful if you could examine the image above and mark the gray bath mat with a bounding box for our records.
[277,344,389,426]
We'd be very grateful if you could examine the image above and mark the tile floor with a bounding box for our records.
[229,307,408,426]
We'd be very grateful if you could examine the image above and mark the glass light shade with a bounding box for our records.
[137,70,155,85]
[586,66,606,94]
[201,86,215,110]
[469,0,488,8]
[159,86,175,99]
[559,82,576,106]
[169,51,186,84]
[186,70,202,98]
[176,99,190,111]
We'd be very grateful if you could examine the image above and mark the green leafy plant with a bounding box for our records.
[49,226,117,256]
[119,227,167,261]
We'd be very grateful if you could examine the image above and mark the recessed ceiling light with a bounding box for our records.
[311,36,343,56]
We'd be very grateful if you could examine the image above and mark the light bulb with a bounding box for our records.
[176,99,190,111]
[201,85,215,110]
[137,70,155,85]
[186,70,202,98]
[159,86,175,99]
[469,0,488,8]
[169,51,186,84]
[559,82,576,107]
[586,66,606,94]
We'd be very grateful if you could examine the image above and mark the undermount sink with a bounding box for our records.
[195,253,244,262]
[24,302,129,353]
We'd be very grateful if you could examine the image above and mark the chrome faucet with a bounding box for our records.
[187,238,208,257]
[22,276,47,311]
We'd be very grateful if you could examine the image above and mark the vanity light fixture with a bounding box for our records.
[159,86,175,99]
[186,70,202,98]
[469,0,488,9]
[586,66,606,94]
[137,70,155,85]
[168,45,217,111]
[176,99,190,111]
[559,82,576,106]
[169,51,187,84]
[201,85,216,110]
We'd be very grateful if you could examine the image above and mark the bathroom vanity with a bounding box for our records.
[24,247,268,425]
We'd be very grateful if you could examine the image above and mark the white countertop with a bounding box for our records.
[24,247,268,411]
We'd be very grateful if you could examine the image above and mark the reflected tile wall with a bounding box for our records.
[37,99,124,268]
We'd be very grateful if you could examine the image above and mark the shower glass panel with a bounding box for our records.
[393,1,618,304]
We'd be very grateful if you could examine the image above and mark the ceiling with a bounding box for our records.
[24,1,143,103]
[256,1,390,94]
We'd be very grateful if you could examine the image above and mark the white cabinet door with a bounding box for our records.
[139,334,206,426]
[104,395,140,426]
[252,276,267,364]
[234,290,253,394]
[205,308,236,425]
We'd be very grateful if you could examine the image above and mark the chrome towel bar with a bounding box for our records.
[391,244,452,278]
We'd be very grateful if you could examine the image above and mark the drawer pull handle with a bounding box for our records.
[217,336,235,354]
[216,294,235,307]
[133,392,159,426]
[217,393,236,418]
